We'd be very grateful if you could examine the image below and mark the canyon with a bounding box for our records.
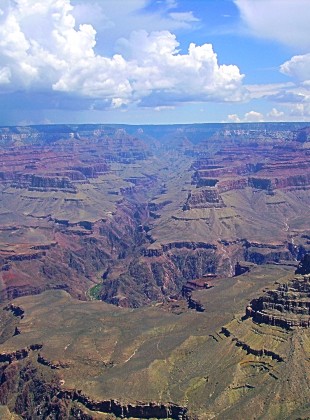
[0,122,309,418]
[0,123,310,307]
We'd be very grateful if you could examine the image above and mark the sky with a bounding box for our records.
[0,0,309,125]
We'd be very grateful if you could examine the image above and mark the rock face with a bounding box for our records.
[245,257,310,329]
[99,249,216,308]
[184,188,225,209]
[181,279,210,312]
[57,391,188,419]
[295,253,310,275]
[0,344,42,363]
[234,261,250,276]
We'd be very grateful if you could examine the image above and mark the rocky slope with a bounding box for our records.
[0,264,309,419]
[246,254,310,329]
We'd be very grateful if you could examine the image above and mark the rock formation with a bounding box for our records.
[295,253,310,275]
[245,254,310,329]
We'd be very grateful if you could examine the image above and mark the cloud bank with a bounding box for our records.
[228,107,286,123]
[0,0,246,111]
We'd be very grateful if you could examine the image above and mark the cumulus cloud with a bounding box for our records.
[244,110,264,122]
[280,53,310,83]
[235,0,310,51]
[0,0,97,91]
[71,0,199,55]
[228,108,285,123]
[227,102,310,123]
[227,113,241,123]
[245,52,310,110]
[258,54,310,112]
[267,108,284,120]
[228,110,262,122]
[0,0,247,108]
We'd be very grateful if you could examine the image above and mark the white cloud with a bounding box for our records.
[267,108,284,120]
[0,0,247,108]
[289,103,310,118]
[227,105,309,123]
[71,2,113,30]
[71,0,199,55]
[267,91,308,104]
[280,53,310,83]
[228,113,241,123]
[0,67,11,84]
[227,110,264,122]
[246,83,295,100]
[245,53,310,111]
[246,78,310,113]
[169,11,200,24]
[244,110,264,122]
[154,105,175,111]
[255,54,310,115]
[235,0,310,51]
[0,0,98,90]
[165,0,178,10]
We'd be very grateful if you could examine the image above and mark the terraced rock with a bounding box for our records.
[246,254,310,329]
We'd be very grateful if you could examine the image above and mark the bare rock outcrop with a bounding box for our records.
[56,390,189,419]
[0,344,42,363]
[245,258,310,329]
[295,253,310,275]
[184,188,225,210]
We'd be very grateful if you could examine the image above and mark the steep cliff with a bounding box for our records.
[245,256,310,329]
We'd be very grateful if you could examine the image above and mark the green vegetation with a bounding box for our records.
[88,283,102,300]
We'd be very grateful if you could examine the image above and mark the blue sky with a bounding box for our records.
[0,0,309,125]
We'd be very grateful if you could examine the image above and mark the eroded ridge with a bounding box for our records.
[57,391,188,420]
[246,255,310,329]
[0,344,42,363]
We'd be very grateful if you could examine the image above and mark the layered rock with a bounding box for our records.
[245,256,310,329]
[191,138,310,193]
[0,122,310,309]
[57,390,188,419]
[184,188,225,210]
